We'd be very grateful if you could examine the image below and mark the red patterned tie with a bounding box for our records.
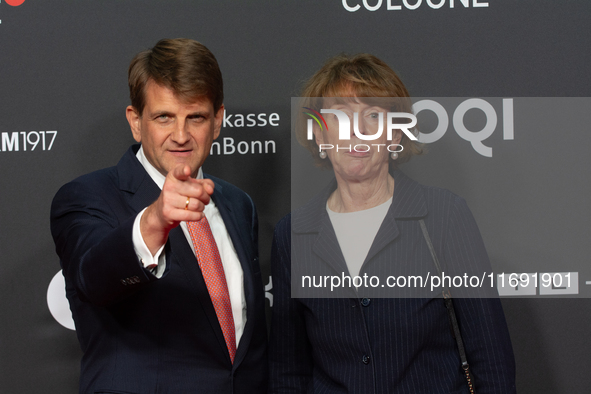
[187,217,236,363]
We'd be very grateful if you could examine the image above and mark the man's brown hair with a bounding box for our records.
[128,38,223,115]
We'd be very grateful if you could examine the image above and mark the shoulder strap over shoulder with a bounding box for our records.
[419,219,475,394]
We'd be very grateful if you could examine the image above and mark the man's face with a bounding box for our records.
[126,80,223,178]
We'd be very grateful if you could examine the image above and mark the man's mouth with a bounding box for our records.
[168,149,193,157]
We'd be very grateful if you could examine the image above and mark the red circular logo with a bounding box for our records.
[5,0,26,6]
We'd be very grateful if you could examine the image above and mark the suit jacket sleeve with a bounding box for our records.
[50,174,156,307]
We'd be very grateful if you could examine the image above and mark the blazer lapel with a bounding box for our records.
[207,177,257,369]
[363,171,427,266]
[312,216,350,275]
[294,171,429,277]
[117,144,161,213]
[167,226,231,364]
[117,146,233,365]
[293,181,350,276]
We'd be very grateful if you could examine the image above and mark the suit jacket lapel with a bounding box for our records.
[167,226,231,364]
[117,146,233,365]
[294,171,429,276]
[293,181,350,275]
[117,145,161,214]
[206,177,256,369]
[363,171,427,265]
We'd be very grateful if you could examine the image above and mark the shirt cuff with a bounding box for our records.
[132,208,166,278]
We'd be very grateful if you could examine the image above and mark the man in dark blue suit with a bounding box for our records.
[51,38,267,394]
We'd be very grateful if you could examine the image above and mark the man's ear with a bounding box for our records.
[126,106,142,142]
[213,104,224,140]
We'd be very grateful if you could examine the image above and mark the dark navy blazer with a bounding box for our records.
[269,170,515,393]
[51,145,268,394]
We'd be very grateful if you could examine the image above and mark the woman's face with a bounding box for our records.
[314,99,401,183]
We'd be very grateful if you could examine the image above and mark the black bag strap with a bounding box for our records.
[419,219,475,394]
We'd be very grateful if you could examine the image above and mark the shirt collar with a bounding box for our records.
[136,145,204,190]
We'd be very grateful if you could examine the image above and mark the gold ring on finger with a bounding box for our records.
[184,196,190,210]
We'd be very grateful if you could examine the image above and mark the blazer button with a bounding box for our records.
[361,298,371,307]
[362,355,370,364]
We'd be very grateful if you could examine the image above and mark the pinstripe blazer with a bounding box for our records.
[269,170,515,393]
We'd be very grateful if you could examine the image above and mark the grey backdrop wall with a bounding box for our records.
[0,1,589,392]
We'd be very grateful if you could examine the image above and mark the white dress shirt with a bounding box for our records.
[131,146,246,346]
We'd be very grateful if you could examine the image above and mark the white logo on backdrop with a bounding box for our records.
[414,98,513,157]
[47,270,75,330]
[342,0,489,12]
[0,130,57,152]
[210,110,280,156]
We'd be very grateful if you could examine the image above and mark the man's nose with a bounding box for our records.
[171,121,190,144]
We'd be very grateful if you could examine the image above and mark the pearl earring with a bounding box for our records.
[390,152,398,160]
[319,151,327,159]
